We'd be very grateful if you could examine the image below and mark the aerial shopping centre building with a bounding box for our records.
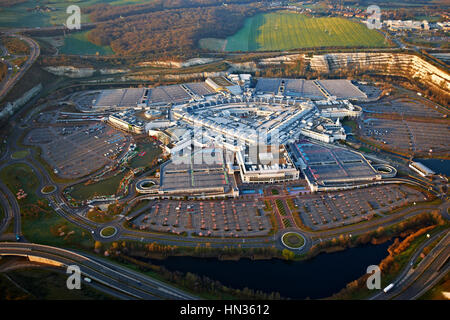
[87,75,393,197]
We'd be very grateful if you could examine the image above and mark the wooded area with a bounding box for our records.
[86,1,268,58]
[1,36,30,55]
[0,0,27,7]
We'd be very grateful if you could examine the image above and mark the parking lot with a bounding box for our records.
[35,111,59,124]
[25,123,130,179]
[361,118,450,154]
[293,185,426,230]
[130,199,272,237]
[361,96,445,118]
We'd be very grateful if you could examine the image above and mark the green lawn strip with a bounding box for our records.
[263,200,272,212]
[282,218,292,228]
[275,199,287,216]
[10,150,30,159]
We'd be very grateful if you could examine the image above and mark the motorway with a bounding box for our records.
[0,242,197,300]
[371,230,449,300]
[0,181,21,237]
[0,32,40,101]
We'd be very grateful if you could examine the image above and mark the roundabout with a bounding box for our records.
[281,232,306,250]
[41,185,56,194]
[100,226,118,239]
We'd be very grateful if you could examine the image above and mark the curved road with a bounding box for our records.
[0,242,197,300]
[370,230,449,300]
[0,33,40,101]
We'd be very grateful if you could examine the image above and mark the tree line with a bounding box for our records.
[86,0,272,22]
[0,0,27,7]
[86,2,268,58]
[306,211,446,259]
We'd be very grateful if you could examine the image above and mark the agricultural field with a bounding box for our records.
[200,12,389,52]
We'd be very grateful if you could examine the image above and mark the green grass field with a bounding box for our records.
[200,12,389,52]
[60,31,114,56]
[128,142,161,169]
[0,163,39,204]
[69,171,126,201]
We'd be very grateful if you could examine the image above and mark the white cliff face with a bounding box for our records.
[181,58,220,67]
[308,53,450,91]
[44,66,95,78]
[125,71,227,82]
[0,84,42,122]
[138,61,183,68]
[99,68,130,75]
[138,58,220,69]
[44,66,130,78]
[259,54,302,65]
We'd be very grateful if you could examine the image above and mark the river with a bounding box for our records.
[143,241,393,299]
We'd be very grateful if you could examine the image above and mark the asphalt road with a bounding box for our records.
[0,33,40,101]
[392,232,449,300]
[0,181,21,238]
[370,230,450,300]
[0,242,198,300]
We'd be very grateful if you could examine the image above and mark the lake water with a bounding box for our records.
[144,241,393,299]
